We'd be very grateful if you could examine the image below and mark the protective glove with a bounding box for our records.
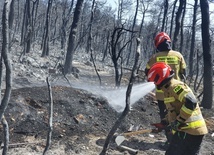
[170,120,182,131]
[161,119,168,126]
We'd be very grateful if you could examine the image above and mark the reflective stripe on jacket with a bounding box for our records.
[162,79,208,135]
[146,50,186,101]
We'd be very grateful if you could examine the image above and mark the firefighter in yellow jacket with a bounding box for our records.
[147,62,208,155]
[145,32,186,122]
[145,33,186,147]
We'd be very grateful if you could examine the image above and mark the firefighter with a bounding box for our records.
[145,32,187,147]
[147,62,208,155]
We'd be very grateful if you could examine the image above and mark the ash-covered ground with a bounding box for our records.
[0,45,213,155]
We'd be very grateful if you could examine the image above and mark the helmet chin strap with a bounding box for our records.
[157,71,175,89]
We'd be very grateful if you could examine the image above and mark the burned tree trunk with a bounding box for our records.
[87,0,102,85]
[126,0,139,65]
[189,0,198,77]
[0,0,12,122]
[43,77,53,155]
[110,26,133,87]
[60,0,74,50]
[64,0,84,74]
[100,38,141,155]
[1,116,9,155]
[200,0,213,109]
[161,0,168,31]
[169,0,178,39]
[172,0,185,50]
[0,1,13,154]
[41,0,53,57]
[21,0,32,55]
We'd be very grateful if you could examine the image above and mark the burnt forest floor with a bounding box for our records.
[0,52,214,155]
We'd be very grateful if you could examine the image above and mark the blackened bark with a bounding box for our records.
[0,0,12,122]
[169,0,178,39]
[41,0,53,57]
[64,0,84,74]
[8,0,14,50]
[179,0,186,54]
[110,26,132,87]
[172,0,185,50]
[43,77,53,155]
[200,0,213,109]
[126,0,139,65]
[20,0,32,55]
[161,0,168,31]
[1,3,12,154]
[189,0,198,77]
[60,0,74,50]
[102,31,110,62]
[24,0,31,54]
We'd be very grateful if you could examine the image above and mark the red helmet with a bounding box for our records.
[154,32,171,48]
[147,62,172,85]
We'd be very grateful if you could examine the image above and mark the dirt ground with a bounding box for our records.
[0,61,214,155]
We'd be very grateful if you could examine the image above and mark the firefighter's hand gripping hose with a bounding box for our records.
[170,120,182,131]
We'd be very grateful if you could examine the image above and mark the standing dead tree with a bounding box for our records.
[60,0,74,50]
[20,0,32,55]
[8,0,14,50]
[179,0,186,54]
[100,38,141,155]
[161,0,168,31]
[87,0,102,85]
[1,116,9,155]
[41,0,53,57]
[200,0,213,109]
[169,0,178,39]
[64,0,84,74]
[43,77,53,155]
[110,26,134,87]
[126,0,139,66]
[0,0,13,154]
[189,0,198,77]
[172,0,185,50]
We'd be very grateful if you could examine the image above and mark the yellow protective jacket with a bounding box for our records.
[146,50,186,100]
[161,78,208,135]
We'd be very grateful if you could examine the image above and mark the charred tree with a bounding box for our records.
[169,0,178,39]
[172,0,185,50]
[200,0,213,109]
[102,31,110,62]
[126,0,138,65]
[100,38,141,155]
[43,77,53,155]
[87,0,102,85]
[179,0,186,54]
[161,0,168,31]
[21,0,32,55]
[0,1,13,154]
[138,1,149,38]
[0,0,12,121]
[41,0,53,57]
[1,116,9,155]
[60,0,74,50]
[189,0,198,77]
[110,26,133,87]
[8,0,14,50]
[31,0,39,43]
[64,0,84,74]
